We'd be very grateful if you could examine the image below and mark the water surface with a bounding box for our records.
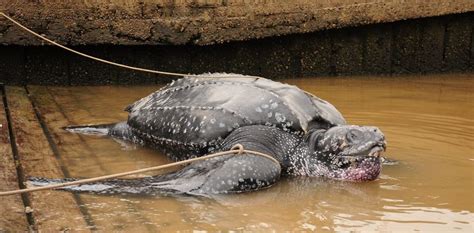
[37,74,473,231]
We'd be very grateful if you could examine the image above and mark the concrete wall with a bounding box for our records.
[1,0,473,45]
[1,12,472,85]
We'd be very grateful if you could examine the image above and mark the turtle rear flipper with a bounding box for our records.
[63,123,115,136]
[64,121,141,142]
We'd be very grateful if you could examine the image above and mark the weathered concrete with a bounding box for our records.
[3,87,91,231]
[1,0,473,46]
[1,12,472,85]
[0,86,29,233]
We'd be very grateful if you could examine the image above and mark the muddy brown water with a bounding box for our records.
[34,74,473,231]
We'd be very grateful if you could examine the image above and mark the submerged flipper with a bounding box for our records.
[28,176,181,196]
[64,123,115,136]
[28,152,281,196]
[64,121,142,143]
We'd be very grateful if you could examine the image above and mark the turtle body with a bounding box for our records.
[37,74,387,196]
[124,74,346,159]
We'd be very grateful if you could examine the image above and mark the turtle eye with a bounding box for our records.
[346,129,362,143]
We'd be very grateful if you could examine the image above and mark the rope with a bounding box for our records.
[0,144,280,196]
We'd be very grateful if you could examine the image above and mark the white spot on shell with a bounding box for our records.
[275,112,286,122]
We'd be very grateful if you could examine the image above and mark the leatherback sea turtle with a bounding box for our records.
[31,74,387,196]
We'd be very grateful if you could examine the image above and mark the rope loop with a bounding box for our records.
[231,144,245,154]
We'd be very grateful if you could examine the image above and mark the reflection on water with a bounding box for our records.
[37,74,473,231]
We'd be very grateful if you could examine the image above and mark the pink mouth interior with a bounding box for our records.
[340,159,382,181]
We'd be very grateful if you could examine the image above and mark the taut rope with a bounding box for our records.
[0,144,280,196]
[0,12,227,78]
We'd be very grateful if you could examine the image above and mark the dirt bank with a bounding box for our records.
[1,0,473,45]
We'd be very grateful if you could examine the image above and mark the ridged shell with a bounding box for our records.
[126,73,346,147]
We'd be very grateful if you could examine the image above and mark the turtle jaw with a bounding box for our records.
[331,145,385,181]
[335,155,382,181]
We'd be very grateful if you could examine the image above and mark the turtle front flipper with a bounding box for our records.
[148,152,281,195]
[28,152,281,196]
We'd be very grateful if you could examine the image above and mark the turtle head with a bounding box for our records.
[306,125,386,181]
